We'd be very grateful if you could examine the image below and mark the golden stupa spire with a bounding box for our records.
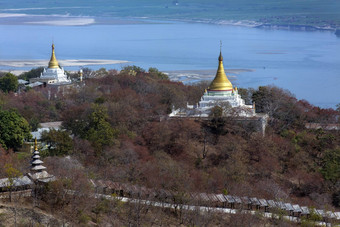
[208,42,233,91]
[48,43,59,68]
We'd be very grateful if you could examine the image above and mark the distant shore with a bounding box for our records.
[175,18,337,32]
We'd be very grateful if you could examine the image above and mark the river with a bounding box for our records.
[0,18,339,108]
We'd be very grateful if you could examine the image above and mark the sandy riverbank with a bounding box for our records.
[0,59,129,68]
[1,67,253,80]
[164,69,254,84]
[0,59,129,75]
[0,13,156,26]
[0,12,336,31]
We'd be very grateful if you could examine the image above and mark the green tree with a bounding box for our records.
[321,148,340,183]
[121,65,145,76]
[0,109,31,150]
[207,106,227,137]
[122,65,145,74]
[148,67,169,80]
[0,73,18,93]
[4,163,22,202]
[41,129,73,156]
[84,105,118,153]
[18,67,44,81]
[29,117,40,132]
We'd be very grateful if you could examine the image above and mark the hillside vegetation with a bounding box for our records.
[2,0,340,28]
[0,67,339,225]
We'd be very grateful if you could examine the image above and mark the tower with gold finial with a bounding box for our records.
[28,138,55,183]
[30,138,46,172]
[30,43,71,85]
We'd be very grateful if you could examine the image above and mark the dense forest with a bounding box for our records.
[0,67,339,225]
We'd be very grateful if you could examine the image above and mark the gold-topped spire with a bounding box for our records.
[219,40,223,61]
[208,47,233,91]
[48,44,59,68]
[34,138,38,151]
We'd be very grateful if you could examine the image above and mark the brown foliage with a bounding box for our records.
[1,69,340,224]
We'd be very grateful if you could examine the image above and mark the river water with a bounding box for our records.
[0,19,339,108]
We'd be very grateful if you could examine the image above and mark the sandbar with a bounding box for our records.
[0,13,155,26]
[164,69,254,84]
[0,59,129,68]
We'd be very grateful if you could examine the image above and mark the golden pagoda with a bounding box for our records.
[169,46,256,118]
[169,47,256,119]
[48,44,59,69]
[197,48,251,109]
[208,51,233,91]
[29,43,71,84]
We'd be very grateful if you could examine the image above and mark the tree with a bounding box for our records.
[18,67,44,81]
[0,109,31,150]
[332,191,340,207]
[121,65,145,75]
[208,106,226,136]
[62,103,117,154]
[252,86,283,115]
[84,105,118,153]
[251,85,308,130]
[41,129,73,156]
[238,87,255,105]
[0,73,18,93]
[321,148,340,183]
[82,67,94,79]
[4,163,22,202]
[148,67,169,80]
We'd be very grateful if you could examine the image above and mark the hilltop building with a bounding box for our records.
[170,50,255,118]
[30,44,71,85]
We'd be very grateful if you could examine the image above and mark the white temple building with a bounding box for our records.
[170,50,255,118]
[30,44,71,85]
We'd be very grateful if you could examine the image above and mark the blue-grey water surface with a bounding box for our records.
[1,21,339,108]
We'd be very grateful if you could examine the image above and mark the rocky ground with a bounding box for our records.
[0,201,64,226]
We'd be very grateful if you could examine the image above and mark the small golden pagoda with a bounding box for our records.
[208,51,233,91]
